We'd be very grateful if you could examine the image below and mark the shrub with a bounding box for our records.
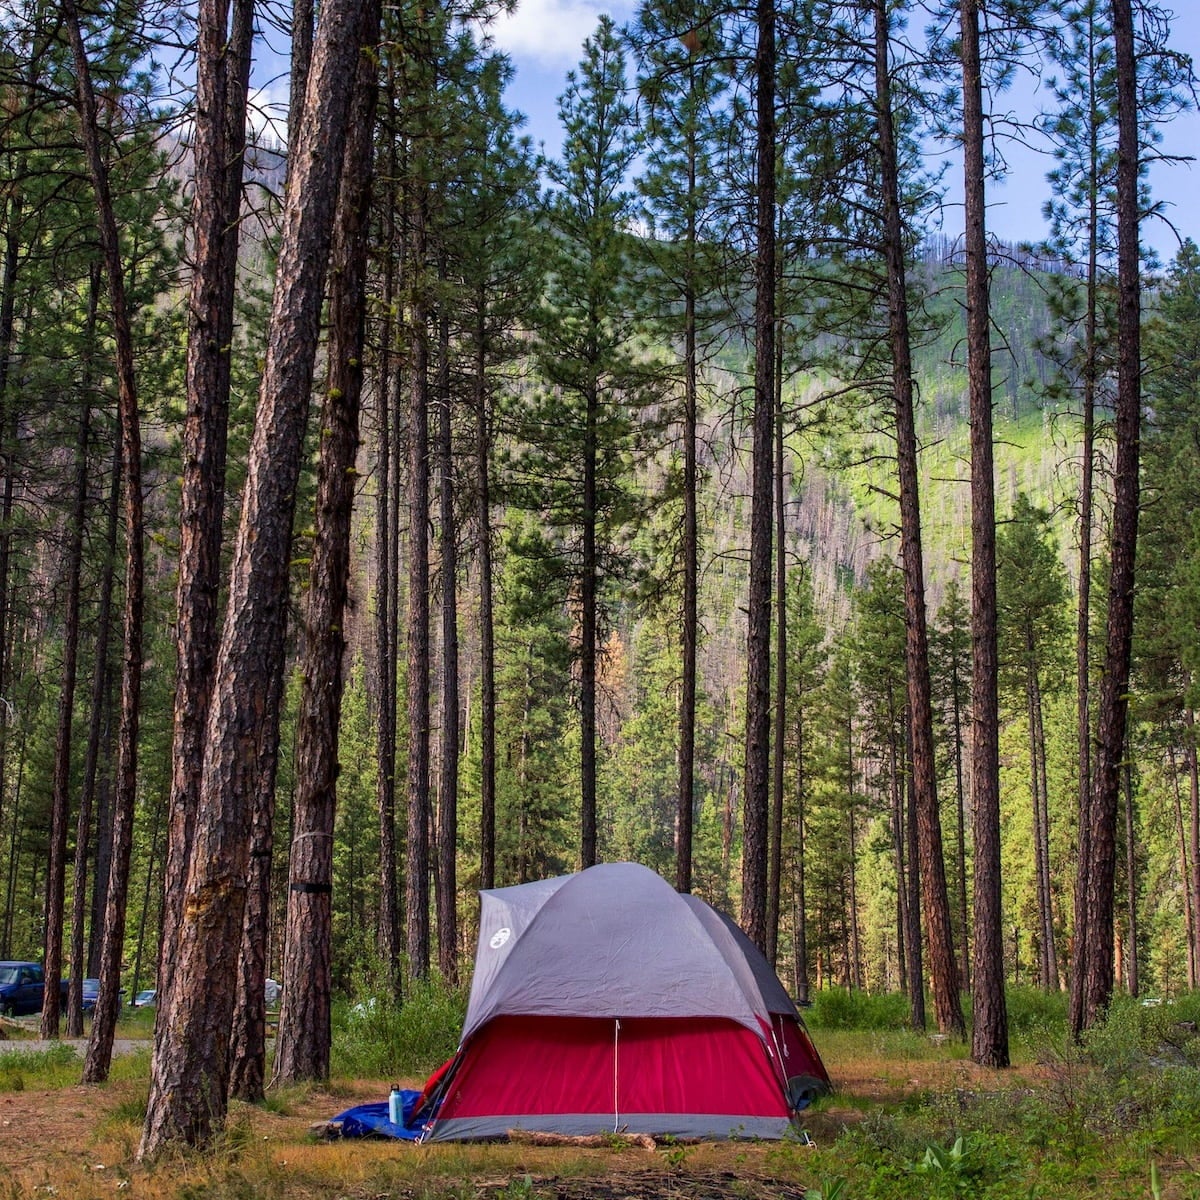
[332,974,467,1080]
[1083,992,1200,1078]
[806,988,912,1032]
[1005,985,1068,1034]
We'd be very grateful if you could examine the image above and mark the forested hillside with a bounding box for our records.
[0,0,1197,1156]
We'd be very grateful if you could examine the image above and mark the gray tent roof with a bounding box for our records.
[681,896,800,1018]
[461,863,775,1042]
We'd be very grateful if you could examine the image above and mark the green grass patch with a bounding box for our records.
[0,1041,81,1091]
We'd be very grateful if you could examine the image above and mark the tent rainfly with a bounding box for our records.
[421,862,830,1141]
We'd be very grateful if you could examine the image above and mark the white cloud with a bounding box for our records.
[247,82,290,148]
[490,0,634,70]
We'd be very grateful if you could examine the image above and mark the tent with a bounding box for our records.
[421,862,830,1141]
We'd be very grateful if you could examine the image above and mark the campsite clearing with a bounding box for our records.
[1,1018,1198,1200]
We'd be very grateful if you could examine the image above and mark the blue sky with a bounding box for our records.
[243,3,1197,257]
[487,0,1199,259]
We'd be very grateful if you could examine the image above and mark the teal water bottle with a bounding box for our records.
[388,1084,403,1126]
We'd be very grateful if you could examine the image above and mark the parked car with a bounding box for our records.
[128,983,274,1010]
[0,961,67,1017]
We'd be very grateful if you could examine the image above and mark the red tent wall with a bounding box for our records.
[429,1015,793,1141]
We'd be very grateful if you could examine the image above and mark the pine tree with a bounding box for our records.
[931,579,972,990]
[1137,241,1200,994]
[630,0,731,896]
[959,0,1007,1069]
[741,0,777,952]
[997,493,1069,991]
[1070,0,1140,1036]
[139,0,372,1154]
[274,0,381,1084]
[445,54,539,894]
[517,16,664,869]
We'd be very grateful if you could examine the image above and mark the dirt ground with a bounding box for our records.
[0,1067,856,1199]
[0,1042,1046,1199]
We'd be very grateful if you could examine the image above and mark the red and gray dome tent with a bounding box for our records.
[422,862,830,1141]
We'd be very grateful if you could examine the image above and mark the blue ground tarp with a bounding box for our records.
[328,1090,429,1141]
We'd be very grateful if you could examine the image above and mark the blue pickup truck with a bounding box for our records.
[0,961,69,1017]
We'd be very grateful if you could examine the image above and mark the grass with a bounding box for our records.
[2,989,1199,1199]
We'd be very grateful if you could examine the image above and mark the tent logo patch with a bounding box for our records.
[489,928,511,950]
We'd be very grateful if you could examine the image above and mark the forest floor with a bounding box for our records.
[0,1020,1197,1199]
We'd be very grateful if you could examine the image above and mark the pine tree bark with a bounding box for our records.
[1167,744,1196,987]
[1032,669,1059,990]
[158,0,254,1017]
[740,0,775,951]
[675,110,699,896]
[70,391,118,1039]
[875,0,963,1037]
[130,796,162,1002]
[227,680,280,1102]
[374,112,401,983]
[139,0,368,1152]
[474,282,497,894]
[581,376,598,869]
[948,607,970,992]
[406,190,432,978]
[275,0,378,1080]
[891,723,909,996]
[86,618,118,979]
[1075,53,1099,961]
[793,698,809,1003]
[961,0,1009,1068]
[62,0,146,1086]
[0,199,19,857]
[1122,758,1139,995]
[1071,0,1140,1037]
[43,280,97,1040]
[1189,720,1200,982]
[902,718,924,1027]
[767,357,786,966]
[436,283,459,984]
[1071,3,1101,1014]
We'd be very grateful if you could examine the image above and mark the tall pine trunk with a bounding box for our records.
[62,0,146,1085]
[1071,0,1140,1037]
[1189,721,1200,981]
[406,190,432,978]
[1122,758,1139,995]
[374,110,401,984]
[676,101,699,896]
[42,279,97,1039]
[276,16,378,1076]
[139,0,368,1152]
[581,378,598,869]
[793,695,809,1003]
[961,0,1008,1068]
[875,0,963,1037]
[436,286,459,982]
[227,715,278,1102]
[70,394,119,1038]
[741,0,776,950]
[473,287,497,893]
[767,352,786,965]
[0,196,19,859]
[158,0,254,1017]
